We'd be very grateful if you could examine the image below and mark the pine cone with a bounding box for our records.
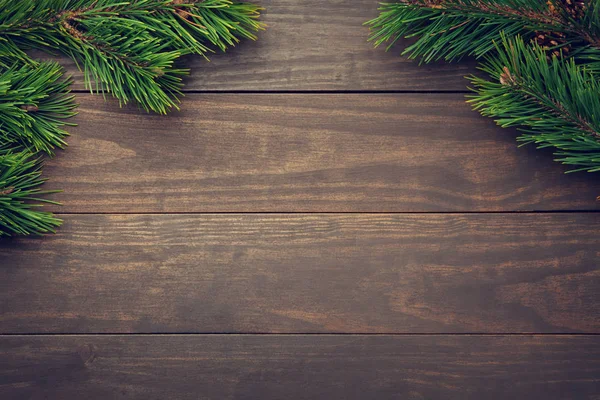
[558,0,586,20]
[533,31,570,60]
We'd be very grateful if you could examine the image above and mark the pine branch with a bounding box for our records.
[0,0,265,113]
[0,151,61,236]
[154,0,264,54]
[0,62,75,237]
[469,35,600,173]
[366,0,595,63]
[0,61,77,155]
[0,0,263,237]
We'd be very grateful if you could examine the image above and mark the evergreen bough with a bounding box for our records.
[0,0,263,237]
[367,0,600,175]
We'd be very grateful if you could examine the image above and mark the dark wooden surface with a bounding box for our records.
[2,0,600,398]
[42,94,600,212]
[2,335,600,400]
[1,214,599,334]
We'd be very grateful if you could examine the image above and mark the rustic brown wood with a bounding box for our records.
[33,0,476,92]
[41,94,600,212]
[1,214,598,334]
[5,1,598,397]
[1,334,599,400]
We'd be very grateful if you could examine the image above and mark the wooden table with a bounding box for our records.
[1,1,600,399]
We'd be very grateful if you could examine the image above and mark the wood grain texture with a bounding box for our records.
[1,335,599,400]
[1,214,598,334]
[7,1,598,397]
[42,94,600,212]
[34,0,476,91]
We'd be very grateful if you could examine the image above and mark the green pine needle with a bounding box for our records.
[0,0,263,236]
[368,1,600,176]
[0,61,77,155]
[0,0,265,114]
[469,35,600,173]
[366,1,600,63]
[0,151,61,236]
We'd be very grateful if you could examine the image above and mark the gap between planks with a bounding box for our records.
[68,90,473,94]
[51,211,600,215]
[2,333,600,337]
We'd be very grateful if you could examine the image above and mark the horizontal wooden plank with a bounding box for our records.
[42,94,600,212]
[1,335,599,399]
[1,214,598,334]
[33,0,476,91]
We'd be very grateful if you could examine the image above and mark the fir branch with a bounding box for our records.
[366,0,597,63]
[154,0,264,55]
[469,35,600,173]
[0,0,263,237]
[0,61,77,155]
[0,0,264,113]
[48,0,262,113]
[0,151,61,237]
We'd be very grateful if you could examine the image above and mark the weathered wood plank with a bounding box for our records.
[42,94,600,212]
[34,0,476,92]
[1,214,598,333]
[1,335,599,400]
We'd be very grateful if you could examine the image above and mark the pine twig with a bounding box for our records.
[366,0,598,63]
[0,0,264,236]
[0,0,265,114]
[0,61,76,155]
[469,35,600,173]
[0,151,61,237]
